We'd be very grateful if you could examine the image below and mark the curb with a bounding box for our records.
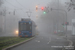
[62,39,73,50]
[62,36,73,46]
[2,37,35,50]
[62,38,73,50]
[67,39,73,46]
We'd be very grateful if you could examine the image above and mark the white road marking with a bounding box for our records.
[47,37,51,44]
[47,41,50,44]
[38,41,40,42]
[57,38,61,39]
[35,40,40,43]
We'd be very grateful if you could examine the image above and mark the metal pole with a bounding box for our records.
[59,9,67,38]
[59,12,65,32]
[3,7,6,33]
[51,8,67,38]
[57,0,59,33]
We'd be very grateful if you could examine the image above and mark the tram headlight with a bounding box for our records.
[15,30,18,34]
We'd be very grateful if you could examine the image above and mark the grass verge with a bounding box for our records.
[0,37,31,50]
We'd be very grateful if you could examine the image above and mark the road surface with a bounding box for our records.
[11,33,69,50]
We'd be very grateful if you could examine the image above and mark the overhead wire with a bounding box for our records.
[5,0,35,16]
[4,0,27,14]
[15,0,33,13]
[15,0,34,11]
[15,0,27,14]
[15,0,35,18]
[15,0,28,10]
[5,0,22,9]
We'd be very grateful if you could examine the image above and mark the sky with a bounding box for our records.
[2,0,68,9]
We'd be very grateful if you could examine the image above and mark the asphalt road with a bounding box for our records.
[11,33,69,50]
[67,33,75,50]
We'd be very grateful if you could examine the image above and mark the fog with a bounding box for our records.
[0,0,74,37]
[36,0,67,37]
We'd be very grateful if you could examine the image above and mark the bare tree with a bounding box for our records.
[65,0,75,11]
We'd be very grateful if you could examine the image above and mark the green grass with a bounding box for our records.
[0,37,31,50]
